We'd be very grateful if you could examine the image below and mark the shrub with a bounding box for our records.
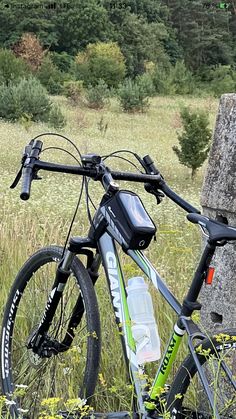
[152,61,195,95]
[170,61,195,95]
[0,77,51,122]
[13,33,46,71]
[208,65,236,96]
[63,80,84,105]
[172,107,212,179]
[48,104,66,129]
[0,49,29,85]
[50,51,74,73]
[75,42,126,88]
[36,56,66,95]
[152,66,174,95]
[118,78,150,112]
[85,79,109,109]
[136,73,155,97]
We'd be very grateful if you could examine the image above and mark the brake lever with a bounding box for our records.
[10,154,29,189]
[144,183,165,205]
[10,141,34,189]
[10,166,23,189]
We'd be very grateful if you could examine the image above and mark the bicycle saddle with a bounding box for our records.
[187,213,236,242]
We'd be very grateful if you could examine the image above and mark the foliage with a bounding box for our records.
[152,63,174,95]
[173,107,212,178]
[208,65,236,96]
[85,79,109,109]
[103,2,170,77]
[75,42,126,88]
[13,33,46,71]
[0,0,235,81]
[36,56,66,95]
[48,104,66,129]
[50,51,74,73]
[0,77,51,122]
[0,49,29,86]
[63,80,84,105]
[170,61,195,95]
[162,0,234,71]
[135,73,155,97]
[118,78,150,112]
[152,61,195,95]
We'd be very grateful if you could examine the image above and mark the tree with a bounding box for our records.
[13,33,46,71]
[0,49,29,85]
[75,41,126,87]
[162,0,234,71]
[173,107,212,179]
[54,0,113,54]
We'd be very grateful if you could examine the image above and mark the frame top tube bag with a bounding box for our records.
[104,190,156,250]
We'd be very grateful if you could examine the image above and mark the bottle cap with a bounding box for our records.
[127,276,148,291]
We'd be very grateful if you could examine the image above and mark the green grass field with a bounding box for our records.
[0,95,219,415]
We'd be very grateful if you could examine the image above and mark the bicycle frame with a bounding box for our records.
[31,215,233,419]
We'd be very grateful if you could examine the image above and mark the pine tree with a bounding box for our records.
[173,107,212,179]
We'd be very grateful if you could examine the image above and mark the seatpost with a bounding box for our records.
[181,241,216,318]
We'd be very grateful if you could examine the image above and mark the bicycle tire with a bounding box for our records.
[1,246,101,418]
[167,328,236,418]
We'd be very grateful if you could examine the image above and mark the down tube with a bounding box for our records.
[98,233,148,414]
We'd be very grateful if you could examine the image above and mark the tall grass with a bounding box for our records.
[0,95,219,414]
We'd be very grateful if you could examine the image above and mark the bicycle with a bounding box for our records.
[1,135,236,419]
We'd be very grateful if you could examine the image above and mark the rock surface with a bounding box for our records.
[200,94,236,332]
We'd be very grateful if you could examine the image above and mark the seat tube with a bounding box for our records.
[181,242,216,318]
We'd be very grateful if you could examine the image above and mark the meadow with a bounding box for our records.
[0,95,219,415]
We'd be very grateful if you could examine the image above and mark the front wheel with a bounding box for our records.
[1,246,101,418]
[167,329,236,418]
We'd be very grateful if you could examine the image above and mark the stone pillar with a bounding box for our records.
[200,94,236,332]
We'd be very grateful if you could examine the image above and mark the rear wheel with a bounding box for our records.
[167,329,236,418]
[1,246,101,418]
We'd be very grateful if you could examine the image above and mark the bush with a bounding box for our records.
[208,65,236,97]
[152,61,195,95]
[118,78,150,112]
[36,56,67,95]
[48,104,66,129]
[63,80,84,105]
[136,73,155,97]
[85,79,109,109]
[170,61,195,95]
[13,33,46,71]
[50,51,74,73]
[0,77,51,122]
[75,42,126,88]
[0,49,29,85]
[172,107,212,179]
[152,66,174,95]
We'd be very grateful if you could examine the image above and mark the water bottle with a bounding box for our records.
[126,277,161,364]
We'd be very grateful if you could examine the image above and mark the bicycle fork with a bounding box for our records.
[27,250,76,357]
